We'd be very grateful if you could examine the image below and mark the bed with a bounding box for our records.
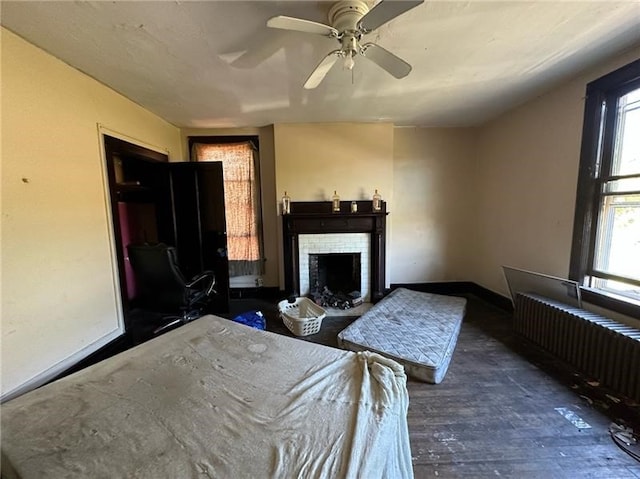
[338,288,466,384]
[1,315,413,479]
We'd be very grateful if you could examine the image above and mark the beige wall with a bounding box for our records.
[392,127,478,283]
[274,122,394,202]
[1,28,182,398]
[3,26,638,398]
[204,122,480,290]
[180,126,278,288]
[472,47,640,299]
[273,122,394,287]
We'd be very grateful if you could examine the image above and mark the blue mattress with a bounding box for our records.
[337,288,466,384]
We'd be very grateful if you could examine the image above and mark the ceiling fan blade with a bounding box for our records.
[361,43,412,79]
[267,16,338,37]
[227,30,288,69]
[304,50,342,89]
[358,0,424,33]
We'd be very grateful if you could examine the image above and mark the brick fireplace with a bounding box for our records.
[281,201,387,302]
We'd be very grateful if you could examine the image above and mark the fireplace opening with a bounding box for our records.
[308,253,362,309]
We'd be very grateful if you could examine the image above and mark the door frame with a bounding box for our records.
[98,127,170,334]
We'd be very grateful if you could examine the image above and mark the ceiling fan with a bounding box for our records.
[267,0,424,89]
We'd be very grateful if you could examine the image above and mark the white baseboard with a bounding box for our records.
[1,327,123,403]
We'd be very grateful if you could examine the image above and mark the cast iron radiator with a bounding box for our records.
[514,292,640,402]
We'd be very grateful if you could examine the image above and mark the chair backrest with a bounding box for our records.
[127,243,187,312]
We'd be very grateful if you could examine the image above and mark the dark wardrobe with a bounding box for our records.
[103,135,230,332]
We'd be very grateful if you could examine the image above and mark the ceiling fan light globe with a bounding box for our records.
[344,55,355,70]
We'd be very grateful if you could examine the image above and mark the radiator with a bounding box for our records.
[514,292,640,402]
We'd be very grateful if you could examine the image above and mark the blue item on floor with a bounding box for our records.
[232,310,266,330]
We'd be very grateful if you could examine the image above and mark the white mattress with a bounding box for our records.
[1,315,413,479]
[338,288,466,384]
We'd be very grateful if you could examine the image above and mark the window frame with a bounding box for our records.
[570,58,640,318]
[188,135,265,277]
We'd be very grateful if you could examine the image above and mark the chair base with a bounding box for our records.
[153,309,203,335]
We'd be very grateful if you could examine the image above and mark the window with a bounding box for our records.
[191,138,264,278]
[571,59,640,314]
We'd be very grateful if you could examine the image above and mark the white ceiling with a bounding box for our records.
[2,1,640,128]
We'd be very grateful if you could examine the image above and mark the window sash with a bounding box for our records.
[591,193,640,283]
[583,82,640,302]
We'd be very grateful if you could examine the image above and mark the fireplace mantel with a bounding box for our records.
[282,201,387,302]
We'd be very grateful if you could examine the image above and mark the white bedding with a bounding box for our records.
[1,315,413,478]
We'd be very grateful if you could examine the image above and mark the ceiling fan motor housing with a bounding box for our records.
[328,0,370,33]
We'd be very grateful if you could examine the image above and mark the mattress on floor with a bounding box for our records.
[338,288,466,384]
[1,315,413,479]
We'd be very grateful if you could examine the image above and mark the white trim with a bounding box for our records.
[97,124,169,155]
[97,125,127,337]
[1,328,123,403]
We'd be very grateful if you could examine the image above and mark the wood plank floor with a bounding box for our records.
[405,297,639,478]
[243,295,640,478]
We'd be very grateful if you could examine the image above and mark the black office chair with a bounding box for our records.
[127,243,216,335]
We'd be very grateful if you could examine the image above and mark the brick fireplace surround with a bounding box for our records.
[281,201,387,302]
[300,233,370,301]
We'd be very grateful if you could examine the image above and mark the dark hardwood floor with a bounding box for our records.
[229,294,640,478]
[406,297,639,478]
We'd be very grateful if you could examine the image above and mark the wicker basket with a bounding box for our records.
[278,297,327,336]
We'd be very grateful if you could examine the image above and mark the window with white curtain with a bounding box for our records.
[192,139,264,278]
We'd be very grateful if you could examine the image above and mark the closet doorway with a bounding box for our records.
[103,135,229,336]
